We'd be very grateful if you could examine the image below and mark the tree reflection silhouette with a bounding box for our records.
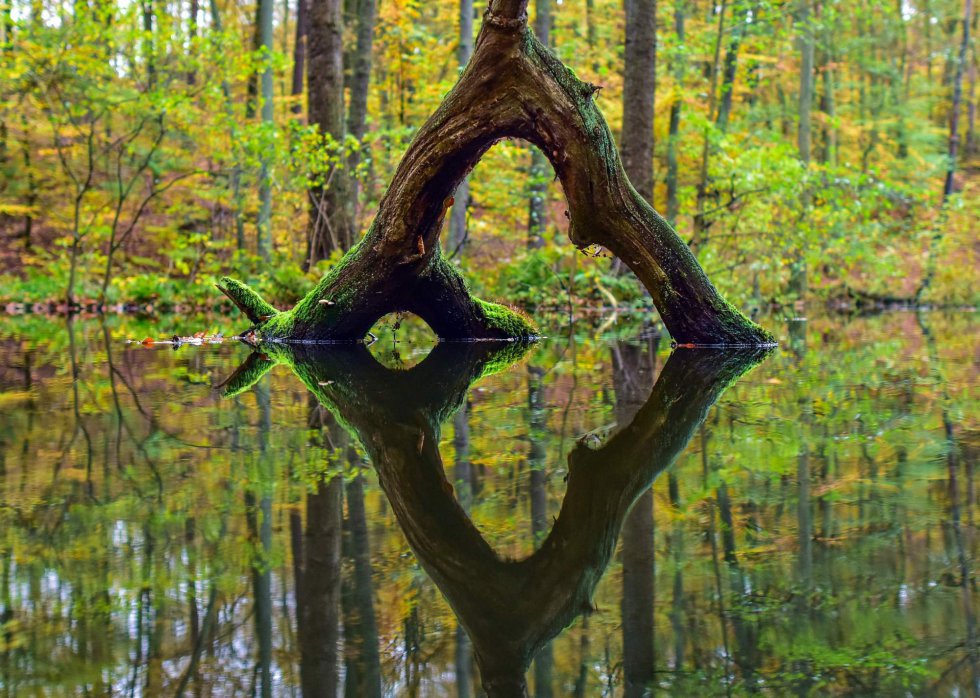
[224,341,768,696]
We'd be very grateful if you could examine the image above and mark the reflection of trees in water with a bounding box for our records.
[1,315,976,695]
[612,335,659,697]
[255,340,764,695]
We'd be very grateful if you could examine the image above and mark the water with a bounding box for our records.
[0,311,976,696]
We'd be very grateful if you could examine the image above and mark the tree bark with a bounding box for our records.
[797,0,814,166]
[693,0,727,243]
[346,0,377,229]
[308,0,351,262]
[291,0,309,114]
[621,0,657,203]
[526,0,552,249]
[219,1,773,346]
[943,0,973,200]
[715,1,747,133]
[448,0,476,255]
[665,0,685,226]
[257,0,275,260]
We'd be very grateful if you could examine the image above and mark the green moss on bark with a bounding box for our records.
[216,277,278,324]
[474,297,537,338]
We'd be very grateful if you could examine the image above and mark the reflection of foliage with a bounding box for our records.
[0,313,975,694]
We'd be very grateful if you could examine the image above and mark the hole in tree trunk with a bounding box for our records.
[367,312,438,369]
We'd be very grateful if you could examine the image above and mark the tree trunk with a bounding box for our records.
[797,0,814,166]
[943,0,972,200]
[218,0,773,346]
[665,0,685,226]
[620,0,657,203]
[141,0,155,87]
[965,42,977,157]
[257,0,275,261]
[291,0,309,114]
[791,0,814,298]
[693,0,727,243]
[188,0,199,85]
[346,0,377,229]
[715,1,747,133]
[308,0,351,263]
[448,0,476,255]
[526,0,552,249]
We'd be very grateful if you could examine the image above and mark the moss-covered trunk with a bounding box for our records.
[218,0,773,346]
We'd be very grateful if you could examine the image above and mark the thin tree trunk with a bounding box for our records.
[209,0,247,250]
[187,0,199,85]
[20,116,36,251]
[798,0,814,165]
[665,0,685,226]
[943,0,973,200]
[291,0,309,114]
[346,0,377,230]
[715,0,748,133]
[308,0,350,263]
[246,0,262,120]
[141,0,155,86]
[966,44,977,157]
[448,0,475,255]
[621,0,657,203]
[693,0,727,244]
[526,0,552,249]
[819,18,837,167]
[257,0,275,260]
[791,0,814,298]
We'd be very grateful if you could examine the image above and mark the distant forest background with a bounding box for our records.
[0,0,976,313]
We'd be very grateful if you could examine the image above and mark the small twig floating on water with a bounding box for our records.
[126,331,225,347]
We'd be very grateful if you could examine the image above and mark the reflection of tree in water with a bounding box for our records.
[226,340,766,695]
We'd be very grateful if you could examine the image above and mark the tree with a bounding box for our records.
[307,0,350,264]
[943,0,973,200]
[620,0,657,203]
[346,0,377,230]
[526,0,552,249]
[791,0,815,297]
[218,0,773,346]
[448,0,476,255]
[665,0,685,226]
[290,0,308,114]
[256,0,275,260]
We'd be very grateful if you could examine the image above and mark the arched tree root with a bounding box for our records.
[218,1,773,346]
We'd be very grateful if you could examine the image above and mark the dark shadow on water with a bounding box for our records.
[222,341,770,696]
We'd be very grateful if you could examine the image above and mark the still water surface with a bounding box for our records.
[0,311,976,696]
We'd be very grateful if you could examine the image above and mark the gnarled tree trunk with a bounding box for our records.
[219,0,773,345]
